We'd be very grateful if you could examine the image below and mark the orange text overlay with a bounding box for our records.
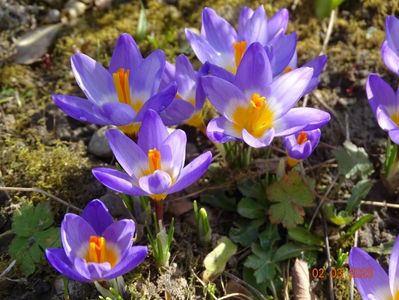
[311,267,373,280]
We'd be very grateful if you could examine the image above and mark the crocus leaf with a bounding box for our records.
[267,171,315,228]
[229,219,264,247]
[345,179,373,213]
[288,227,324,247]
[203,237,237,282]
[345,214,374,237]
[237,197,266,219]
[136,1,148,41]
[333,141,373,179]
[12,202,54,237]
[244,243,277,284]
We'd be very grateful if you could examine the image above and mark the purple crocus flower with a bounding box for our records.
[283,129,321,160]
[185,5,294,76]
[349,235,399,299]
[160,55,207,128]
[92,110,212,202]
[45,199,147,282]
[381,16,399,74]
[52,33,177,136]
[202,43,330,148]
[366,74,399,144]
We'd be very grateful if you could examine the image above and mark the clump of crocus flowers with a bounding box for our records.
[48,3,333,296]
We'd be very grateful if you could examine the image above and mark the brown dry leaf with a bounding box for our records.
[291,259,312,300]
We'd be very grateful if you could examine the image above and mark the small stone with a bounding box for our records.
[54,277,95,299]
[94,0,112,8]
[100,192,131,219]
[88,127,112,158]
[46,9,60,23]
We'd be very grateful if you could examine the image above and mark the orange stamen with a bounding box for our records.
[113,68,132,106]
[85,236,118,267]
[233,41,247,69]
[148,148,161,173]
[297,131,308,144]
[283,66,293,74]
[250,93,265,109]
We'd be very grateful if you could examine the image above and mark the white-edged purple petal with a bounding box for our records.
[52,94,109,125]
[376,106,398,131]
[203,62,235,83]
[105,129,148,178]
[366,73,397,114]
[273,107,330,136]
[242,128,275,148]
[74,258,111,281]
[237,5,268,45]
[389,129,399,144]
[138,109,169,151]
[92,168,148,196]
[284,129,321,160]
[175,55,196,96]
[201,7,237,53]
[185,29,220,64]
[266,67,313,118]
[386,16,399,54]
[168,151,212,193]
[81,199,113,236]
[201,75,247,121]
[389,236,399,296]
[267,8,289,40]
[238,7,253,36]
[234,42,272,96]
[102,246,147,280]
[109,33,142,74]
[103,219,135,258]
[302,55,328,94]
[46,248,90,282]
[349,247,391,299]
[382,41,399,75]
[266,32,297,76]
[160,129,187,180]
[138,170,172,195]
[61,214,96,260]
[71,53,115,105]
[206,117,241,143]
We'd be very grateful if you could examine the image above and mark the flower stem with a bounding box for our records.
[154,201,164,222]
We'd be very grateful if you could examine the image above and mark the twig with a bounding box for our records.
[309,174,339,230]
[0,260,16,278]
[322,214,335,300]
[321,9,337,54]
[217,293,254,300]
[332,199,399,209]
[304,158,337,172]
[223,272,267,300]
[350,206,361,300]
[0,186,81,212]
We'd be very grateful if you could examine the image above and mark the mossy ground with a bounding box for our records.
[1,0,399,298]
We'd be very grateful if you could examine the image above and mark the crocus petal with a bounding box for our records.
[382,41,399,75]
[74,258,111,281]
[160,99,195,126]
[61,214,96,260]
[160,61,176,90]
[103,219,135,257]
[238,5,268,45]
[175,55,196,96]
[109,33,142,74]
[238,7,254,36]
[185,29,220,64]
[106,129,148,178]
[160,129,187,180]
[366,73,397,113]
[138,109,169,151]
[201,7,237,53]
[234,42,272,96]
[266,32,297,76]
[131,49,165,101]
[376,106,398,131]
[206,117,241,143]
[386,16,399,54]
[349,247,391,299]
[138,170,172,195]
[46,248,89,282]
[267,67,313,118]
[302,55,328,94]
[52,94,109,125]
[242,128,275,148]
[71,53,115,105]
[92,168,148,196]
[100,102,136,126]
[389,129,399,144]
[168,151,212,193]
[81,199,113,236]
[102,246,147,280]
[203,62,235,83]
[267,8,289,40]
[201,76,247,121]
[389,236,399,296]
[273,107,330,137]
[134,83,177,122]
[286,140,313,160]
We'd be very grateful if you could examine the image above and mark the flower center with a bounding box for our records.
[232,93,274,138]
[284,66,293,74]
[112,68,143,113]
[84,236,118,267]
[148,148,161,173]
[392,112,399,127]
[296,131,308,144]
[233,41,247,70]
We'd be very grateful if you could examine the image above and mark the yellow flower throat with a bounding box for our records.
[84,236,118,267]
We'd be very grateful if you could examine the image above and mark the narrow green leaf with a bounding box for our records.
[346,179,373,213]
[273,243,320,262]
[136,1,148,41]
[345,214,374,236]
[288,227,324,246]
